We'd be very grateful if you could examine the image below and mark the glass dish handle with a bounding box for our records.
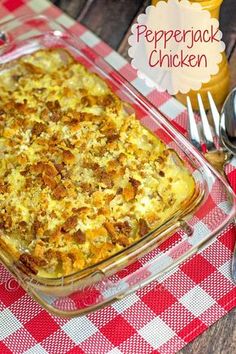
[0,14,72,44]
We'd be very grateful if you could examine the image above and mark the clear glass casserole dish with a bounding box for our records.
[0,15,235,317]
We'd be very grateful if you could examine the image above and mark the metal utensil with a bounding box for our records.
[187,92,232,174]
[187,92,236,284]
[220,88,236,155]
[220,89,236,284]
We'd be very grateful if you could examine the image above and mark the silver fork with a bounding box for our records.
[187,92,236,284]
[186,92,232,175]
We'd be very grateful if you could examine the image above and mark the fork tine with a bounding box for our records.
[197,93,214,150]
[207,91,220,137]
[186,96,201,150]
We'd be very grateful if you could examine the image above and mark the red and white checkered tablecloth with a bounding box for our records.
[0,1,235,354]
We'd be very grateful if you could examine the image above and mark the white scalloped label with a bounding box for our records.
[128,0,225,95]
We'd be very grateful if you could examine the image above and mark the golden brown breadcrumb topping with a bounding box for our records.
[0,49,195,277]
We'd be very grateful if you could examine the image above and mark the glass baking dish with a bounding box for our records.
[0,15,235,317]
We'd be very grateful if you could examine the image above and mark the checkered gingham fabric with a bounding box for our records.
[0,1,235,354]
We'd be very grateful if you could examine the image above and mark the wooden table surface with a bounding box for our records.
[50,1,236,353]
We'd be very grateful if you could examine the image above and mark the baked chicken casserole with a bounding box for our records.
[0,49,195,278]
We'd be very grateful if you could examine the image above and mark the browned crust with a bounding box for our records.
[0,48,195,278]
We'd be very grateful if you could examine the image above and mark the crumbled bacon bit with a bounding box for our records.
[44,249,54,261]
[89,162,100,171]
[104,176,114,189]
[46,100,60,111]
[102,94,115,107]
[69,118,80,129]
[129,177,140,189]
[159,170,165,177]
[97,170,114,188]
[72,206,89,214]
[19,221,27,232]
[31,162,44,174]
[19,253,38,275]
[103,222,117,244]
[61,169,72,179]
[43,163,58,177]
[117,187,123,195]
[81,96,93,107]
[73,229,86,244]
[34,258,47,267]
[50,111,61,122]
[98,207,110,216]
[138,218,150,237]
[129,178,140,197]
[47,135,60,147]
[68,118,80,131]
[61,215,78,233]
[50,211,57,218]
[55,100,61,109]
[25,177,33,189]
[115,221,131,236]
[15,102,28,114]
[54,163,64,173]
[45,100,61,122]
[64,139,74,149]
[62,150,76,165]
[80,182,94,194]
[0,183,8,194]
[32,122,46,136]
[40,108,49,120]
[3,215,12,229]
[107,134,119,143]
[0,109,5,115]
[117,235,129,247]
[32,162,60,188]
[42,173,57,190]
[102,127,115,137]
[32,219,42,236]
[53,184,67,200]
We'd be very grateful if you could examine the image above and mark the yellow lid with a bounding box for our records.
[152,0,223,18]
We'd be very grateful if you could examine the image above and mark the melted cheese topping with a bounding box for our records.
[0,49,195,277]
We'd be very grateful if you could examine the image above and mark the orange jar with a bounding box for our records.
[151,0,230,109]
